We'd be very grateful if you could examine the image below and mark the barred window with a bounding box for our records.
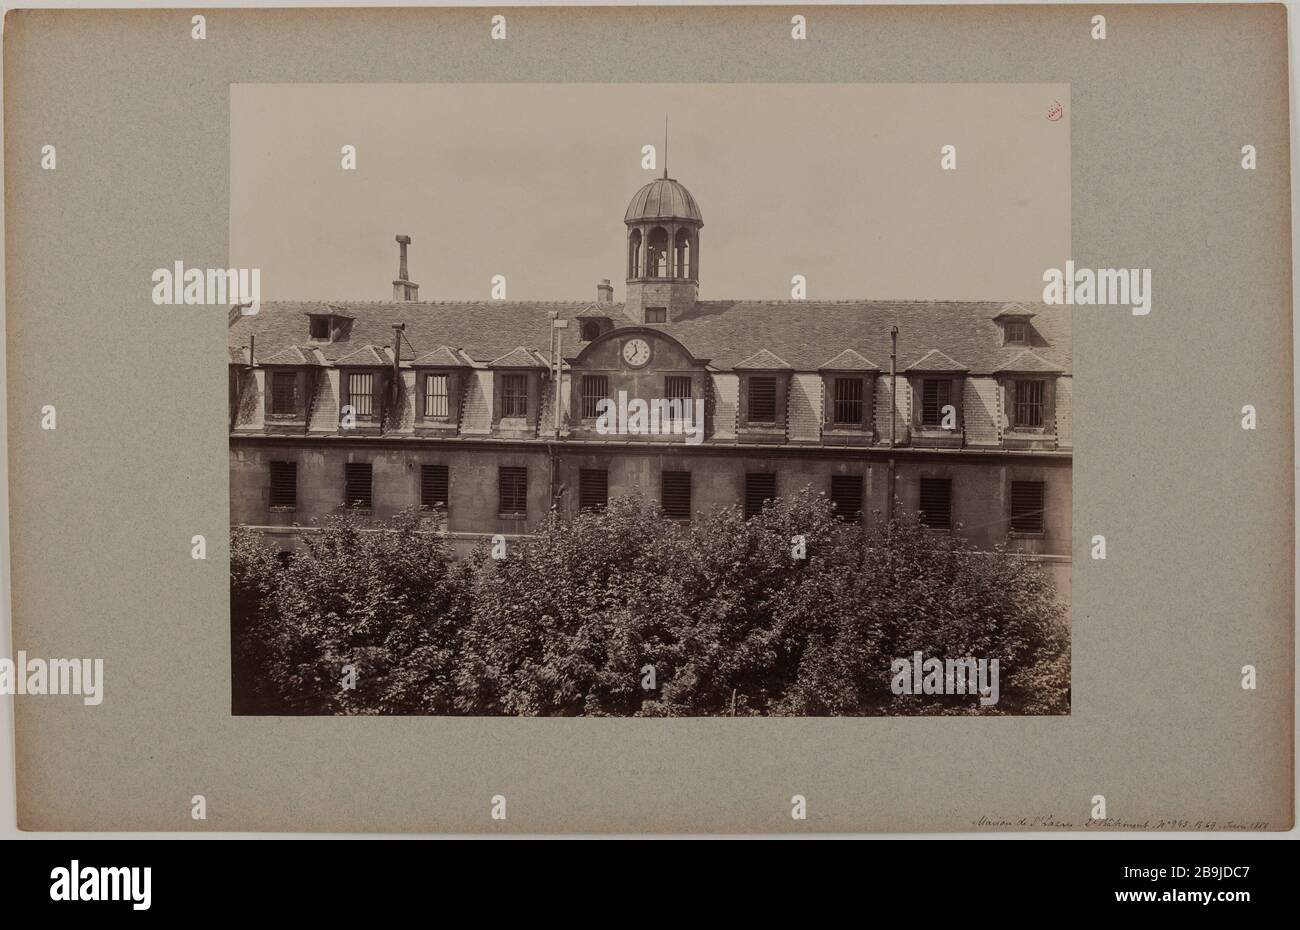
[744,472,776,519]
[499,466,527,515]
[661,471,691,520]
[833,377,865,425]
[1010,481,1045,534]
[579,468,608,511]
[269,461,297,509]
[502,374,528,418]
[1012,380,1045,428]
[271,372,297,415]
[921,379,952,427]
[582,375,608,419]
[343,462,372,509]
[424,374,449,418]
[919,478,952,529]
[348,372,374,417]
[665,376,692,422]
[830,474,863,521]
[748,376,777,422]
[421,464,449,510]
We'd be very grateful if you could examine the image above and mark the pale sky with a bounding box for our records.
[231,83,1069,302]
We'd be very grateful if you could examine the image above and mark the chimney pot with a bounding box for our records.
[393,235,418,301]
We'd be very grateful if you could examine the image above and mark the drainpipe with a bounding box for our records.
[547,313,570,511]
[390,323,405,431]
[888,325,898,522]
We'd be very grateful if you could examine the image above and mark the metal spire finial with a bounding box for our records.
[663,114,668,180]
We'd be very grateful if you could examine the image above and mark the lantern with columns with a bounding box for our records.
[623,177,702,323]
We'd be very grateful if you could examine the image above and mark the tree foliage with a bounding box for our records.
[231,491,1069,716]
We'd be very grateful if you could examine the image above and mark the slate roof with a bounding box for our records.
[334,345,392,367]
[257,345,326,367]
[820,348,880,371]
[734,349,792,370]
[904,349,969,373]
[992,349,1064,374]
[491,346,549,369]
[411,346,473,367]
[228,299,1071,375]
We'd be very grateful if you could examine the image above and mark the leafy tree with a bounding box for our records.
[231,510,472,714]
[231,491,1070,717]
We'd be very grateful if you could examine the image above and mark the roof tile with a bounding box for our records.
[334,344,392,367]
[904,349,969,373]
[230,299,1071,375]
[733,348,792,370]
[992,349,1064,374]
[820,348,880,371]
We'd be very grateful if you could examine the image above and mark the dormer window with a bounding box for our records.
[347,372,375,416]
[1011,379,1046,428]
[581,321,602,341]
[307,311,353,343]
[270,371,298,415]
[748,376,777,423]
[424,374,449,418]
[994,310,1035,346]
[501,374,528,418]
[920,378,954,427]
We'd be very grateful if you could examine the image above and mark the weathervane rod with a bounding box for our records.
[663,114,668,180]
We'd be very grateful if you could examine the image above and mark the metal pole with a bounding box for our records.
[889,326,898,522]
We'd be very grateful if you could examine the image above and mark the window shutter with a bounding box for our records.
[269,461,297,508]
[421,464,449,509]
[1010,481,1045,533]
[830,474,863,521]
[343,462,373,509]
[918,478,952,529]
[498,466,528,514]
[744,473,777,518]
[579,468,608,510]
[661,471,692,519]
[748,377,777,422]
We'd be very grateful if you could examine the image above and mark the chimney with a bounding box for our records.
[392,235,419,301]
[596,278,614,303]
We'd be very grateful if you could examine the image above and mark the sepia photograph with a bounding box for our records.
[226,83,1072,716]
[3,0,1293,864]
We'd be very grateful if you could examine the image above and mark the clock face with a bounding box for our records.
[622,338,652,368]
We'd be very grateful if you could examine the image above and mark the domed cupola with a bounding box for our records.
[624,176,702,324]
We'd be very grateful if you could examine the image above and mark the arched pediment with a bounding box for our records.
[568,326,708,369]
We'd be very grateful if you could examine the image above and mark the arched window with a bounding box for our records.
[675,229,691,279]
[581,321,601,342]
[647,227,669,278]
[628,229,642,279]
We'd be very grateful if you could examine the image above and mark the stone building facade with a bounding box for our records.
[228,175,1072,595]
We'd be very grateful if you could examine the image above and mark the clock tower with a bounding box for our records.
[623,176,702,324]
